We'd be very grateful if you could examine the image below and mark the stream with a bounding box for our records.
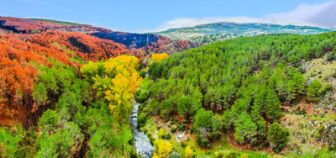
[130,103,154,158]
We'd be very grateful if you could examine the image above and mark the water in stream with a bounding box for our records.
[130,103,154,158]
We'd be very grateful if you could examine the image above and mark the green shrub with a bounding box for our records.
[177,95,201,120]
[193,109,212,130]
[210,114,224,140]
[135,78,151,103]
[234,112,257,144]
[267,123,289,153]
[168,151,182,158]
[32,83,48,106]
[159,128,172,140]
[38,110,61,133]
[307,80,330,103]
[196,133,211,148]
[36,122,84,158]
[326,52,336,61]
[138,112,148,128]
[0,127,25,158]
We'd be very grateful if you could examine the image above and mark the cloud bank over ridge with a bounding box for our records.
[151,0,336,32]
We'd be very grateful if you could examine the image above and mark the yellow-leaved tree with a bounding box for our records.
[152,139,173,158]
[81,55,142,123]
[185,146,193,158]
[150,53,168,63]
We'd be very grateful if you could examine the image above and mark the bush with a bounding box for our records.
[153,139,173,158]
[158,128,171,140]
[38,110,61,133]
[36,122,84,158]
[319,124,336,150]
[307,80,329,103]
[267,123,289,153]
[171,125,177,133]
[196,133,211,148]
[234,112,257,144]
[32,83,48,106]
[135,78,151,103]
[193,109,212,130]
[326,52,336,61]
[307,80,322,102]
[137,112,147,128]
[210,114,224,140]
[129,148,139,158]
[87,125,133,157]
[0,127,25,158]
[168,151,181,158]
[178,124,186,131]
[185,146,194,158]
[177,95,201,120]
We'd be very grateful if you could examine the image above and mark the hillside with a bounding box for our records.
[0,17,196,53]
[92,31,197,53]
[159,22,335,43]
[0,30,138,127]
[0,17,109,33]
[137,32,336,157]
[0,16,194,158]
[0,30,145,156]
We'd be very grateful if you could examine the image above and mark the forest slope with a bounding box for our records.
[138,32,336,157]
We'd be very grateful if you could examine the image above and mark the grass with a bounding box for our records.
[303,56,336,83]
[183,135,273,157]
[281,110,335,157]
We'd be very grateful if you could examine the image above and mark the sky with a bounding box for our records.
[1,0,336,32]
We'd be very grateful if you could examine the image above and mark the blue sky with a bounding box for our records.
[1,0,335,32]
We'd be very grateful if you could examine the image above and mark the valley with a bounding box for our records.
[0,16,335,158]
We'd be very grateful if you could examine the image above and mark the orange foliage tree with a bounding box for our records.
[27,31,140,61]
[0,31,138,126]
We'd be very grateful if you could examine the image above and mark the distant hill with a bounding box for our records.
[0,17,109,33]
[0,16,196,53]
[92,31,160,48]
[91,31,197,54]
[158,22,335,43]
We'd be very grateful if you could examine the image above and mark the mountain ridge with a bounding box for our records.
[0,16,197,53]
[158,22,335,43]
[160,21,335,32]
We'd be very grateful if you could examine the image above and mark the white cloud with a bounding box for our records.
[267,0,336,28]
[149,0,336,32]
[152,17,266,32]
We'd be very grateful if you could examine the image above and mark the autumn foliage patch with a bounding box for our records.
[0,31,135,126]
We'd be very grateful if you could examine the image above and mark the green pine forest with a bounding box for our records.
[139,33,336,157]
